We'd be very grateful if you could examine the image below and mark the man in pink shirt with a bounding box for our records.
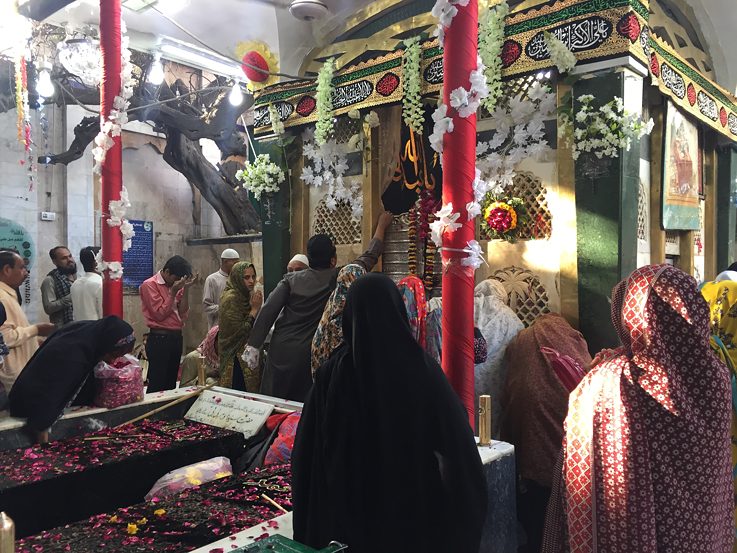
[139,255,196,392]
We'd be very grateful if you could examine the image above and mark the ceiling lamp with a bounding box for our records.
[37,69,55,98]
[147,54,165,85]
[289,0,329,21]
[57,38,101,88]
[228,83,244,106]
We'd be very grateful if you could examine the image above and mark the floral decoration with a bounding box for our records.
[301,128,363,220]
[478,1,509,114]
[431,0,469,46]
[475,80,555,206]
[461,240,485,270]
[449,56,489,119]
[563,94,654,161]
[235,153,285,201]
[315,57,335,147]
[17,461,293,553]
[107,186,135,252]
[481,196,527,242]
[402,36,424,134]
[268,104,284,136]
[235,40,279,91]
[92,17,134,175]
[429,101,454,155]
[429,202,462,248]
[543,32,577,74]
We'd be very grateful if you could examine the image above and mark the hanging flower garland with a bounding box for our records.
[478,1,509,114]
[402,37,424,134]
[315,58,335,147]
[92,18,134,174]
[235,153,285,201]
[473,80,556,218]
[347,109,380,155]
[268,104,285,136]
[449,56,489,119]
[301,128,363,220]
[565,95,654,161]
[543,32,577,74]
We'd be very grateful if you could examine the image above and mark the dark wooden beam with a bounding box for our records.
[18,0,77,21]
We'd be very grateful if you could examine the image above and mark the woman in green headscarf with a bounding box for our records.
[218,261,263,391]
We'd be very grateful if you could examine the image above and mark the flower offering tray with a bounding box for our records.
[17,464,291,553]
[1,419,245,537]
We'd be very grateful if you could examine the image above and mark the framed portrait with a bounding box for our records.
[662,101,701,230]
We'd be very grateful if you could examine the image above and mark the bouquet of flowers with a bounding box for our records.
[481,196,527,242]
[235,153,285,201]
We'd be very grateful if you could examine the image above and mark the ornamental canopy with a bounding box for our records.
[253,0,737,141]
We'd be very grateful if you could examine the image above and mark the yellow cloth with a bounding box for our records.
[702,280,737,551]
[0,281,39,392]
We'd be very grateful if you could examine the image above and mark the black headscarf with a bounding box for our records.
[292,273,486,552]
[0,303,8,358]
[9,316,134,431]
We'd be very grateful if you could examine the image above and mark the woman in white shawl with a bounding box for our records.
[474,279,524,436]
[426,280,523,436]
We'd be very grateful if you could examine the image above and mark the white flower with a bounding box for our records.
[429,203,462,247]
[461,240,485,270]
[512,124,528,145]
[527,81,549,102]
[476,141,490,156]
[508,95,534,121]
[450,87,470,111]
[365,111,380,128]
[348,109,361,119]
[432,0,458,27]
[544,32,576,74]
[466,201,482,220]
[575,110,588,123]
[527,119,545,141]
[538,93,557,117]
[527,140,549,158]
[433,24,445,47]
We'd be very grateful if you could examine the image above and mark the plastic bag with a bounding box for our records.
[145,456,233,501]
[93,354,144,409]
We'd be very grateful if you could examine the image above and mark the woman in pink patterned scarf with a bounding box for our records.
[543,264,732,553]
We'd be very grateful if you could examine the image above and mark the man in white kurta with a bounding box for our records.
[202,248,240,329]
[70,246,103,321]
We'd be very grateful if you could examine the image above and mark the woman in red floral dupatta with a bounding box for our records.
[542,264,732,553]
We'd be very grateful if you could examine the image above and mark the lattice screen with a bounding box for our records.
[637,179,648,242]
[312,198,362,245]
[489,266,550,327]
[334,117,362,144]
[481,171,552,240]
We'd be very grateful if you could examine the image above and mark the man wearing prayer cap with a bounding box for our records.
[203,248,240,328]
[287,254,309,273]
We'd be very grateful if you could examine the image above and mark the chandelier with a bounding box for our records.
[57,37,101,88]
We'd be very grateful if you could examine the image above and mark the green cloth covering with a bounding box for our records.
[218,262,259,390]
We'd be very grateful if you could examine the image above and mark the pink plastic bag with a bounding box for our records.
[145,456,233,501]
[93,354,144,409]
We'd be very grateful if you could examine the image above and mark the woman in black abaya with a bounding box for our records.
[9,316,135,441]
[292,273,486,553]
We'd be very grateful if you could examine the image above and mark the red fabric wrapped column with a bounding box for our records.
[100,0,123,317]
[441,1,478,429]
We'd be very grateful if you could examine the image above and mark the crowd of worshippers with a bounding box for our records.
[2,229,737,550]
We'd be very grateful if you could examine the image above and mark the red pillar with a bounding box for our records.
[100,0,123,317]
[441,1,478,429]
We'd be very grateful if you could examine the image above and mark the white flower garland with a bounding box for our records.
[301,128,363,220]
[92,17,134,174]
[268,103,285,136]
[402,37,424,134]
[315,58,335,147]
[566,95,654,161]
[544,32,577,74]
[429,101,454,155]
[235,153,285,201]
[348,110,380,151]
[429,202,462,248]
[107,186,135,251]
[478,1,509,114]
[431,0,470,46]
[473,81,556,216]
[449,56,489,119]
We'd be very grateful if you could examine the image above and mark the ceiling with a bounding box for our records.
[45,0,374,77]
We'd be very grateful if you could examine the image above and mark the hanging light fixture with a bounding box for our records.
[37,69,55,98]
[57,37,101,88]
[228,82,244,106]
[147,54,164,85]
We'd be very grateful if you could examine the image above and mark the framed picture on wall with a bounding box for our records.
[662,101,701,230]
